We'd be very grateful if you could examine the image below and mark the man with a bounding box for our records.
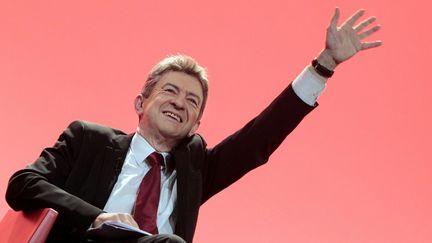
[5,8,381,243]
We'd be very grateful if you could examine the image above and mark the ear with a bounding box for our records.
[188,120,201,137]
[134,94,144,115]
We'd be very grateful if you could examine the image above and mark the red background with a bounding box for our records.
[1,1,431,242]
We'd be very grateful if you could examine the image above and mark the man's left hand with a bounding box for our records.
[317,8,382,70]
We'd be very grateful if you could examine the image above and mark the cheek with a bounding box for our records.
[188,109,200,121]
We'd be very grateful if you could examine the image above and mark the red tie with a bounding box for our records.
[133,152,163,234]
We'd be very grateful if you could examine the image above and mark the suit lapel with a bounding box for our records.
[172,135,205,242]
[93,133,133,209]
[172,146,190,237]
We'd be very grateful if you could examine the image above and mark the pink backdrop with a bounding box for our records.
[1,1,431,242]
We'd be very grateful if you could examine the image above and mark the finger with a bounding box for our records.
[122,214,138,228]
[118,213,128,223]
[354,16,376,32]
[358,25,381,39]
[120,213,134,222]
[116,213,138,229]
[343,9,365,27]
[128,217,139,229]
[361,40,383,50]
[329,7,340,32]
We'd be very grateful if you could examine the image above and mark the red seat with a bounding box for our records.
[0,208,58,243]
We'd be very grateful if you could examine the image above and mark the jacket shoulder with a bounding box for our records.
[67,120,126,136]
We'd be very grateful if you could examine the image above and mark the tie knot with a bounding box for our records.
[146,152,163,167]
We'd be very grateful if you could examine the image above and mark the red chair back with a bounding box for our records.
[0,208,58,243]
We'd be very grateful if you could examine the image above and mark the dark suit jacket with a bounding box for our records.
[6,84,315,243]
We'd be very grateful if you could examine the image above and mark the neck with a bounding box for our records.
[136,127,178,152]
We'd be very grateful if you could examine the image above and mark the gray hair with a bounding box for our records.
[142,54,209,117]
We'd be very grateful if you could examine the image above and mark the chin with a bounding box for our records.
[159,129,185,139]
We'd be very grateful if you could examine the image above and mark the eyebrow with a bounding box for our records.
[163,83,202,104]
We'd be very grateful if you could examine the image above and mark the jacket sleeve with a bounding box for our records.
[5,120,104,236]
[200,84,316,203]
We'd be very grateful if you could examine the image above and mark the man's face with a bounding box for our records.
[135,71,204,144]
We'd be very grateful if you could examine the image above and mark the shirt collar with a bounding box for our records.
[131,132,173,172]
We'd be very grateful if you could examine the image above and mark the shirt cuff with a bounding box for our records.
[292,66,327,106]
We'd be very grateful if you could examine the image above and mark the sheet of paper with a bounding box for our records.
[86,221,152,239]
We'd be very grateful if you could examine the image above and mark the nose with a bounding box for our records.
[170,95,186,110]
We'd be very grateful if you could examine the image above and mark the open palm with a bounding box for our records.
[325,8,382,66]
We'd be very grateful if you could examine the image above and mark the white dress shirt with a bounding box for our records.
[102,65,327,233]
[103,133,178,233]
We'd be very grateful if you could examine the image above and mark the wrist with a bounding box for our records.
[317,50,337,70]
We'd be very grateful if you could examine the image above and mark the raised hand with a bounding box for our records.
[317,8,382,70]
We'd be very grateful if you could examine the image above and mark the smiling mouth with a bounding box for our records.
[163,111,183,123]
